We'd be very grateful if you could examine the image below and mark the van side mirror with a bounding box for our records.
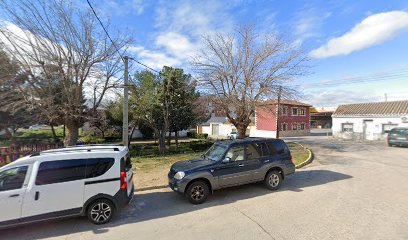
[222,157,233,163]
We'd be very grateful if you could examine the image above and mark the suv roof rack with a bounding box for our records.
[30,146,121,157]
[74,144,124,147]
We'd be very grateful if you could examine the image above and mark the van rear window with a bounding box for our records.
[121,153,132,172]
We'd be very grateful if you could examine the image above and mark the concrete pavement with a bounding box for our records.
[1,136,408,240]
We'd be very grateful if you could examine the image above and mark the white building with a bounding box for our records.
[332,100,408,141]
[196,116,256,139]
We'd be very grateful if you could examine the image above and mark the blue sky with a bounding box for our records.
[20,0,408,107]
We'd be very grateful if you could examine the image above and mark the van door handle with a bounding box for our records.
[35,191,40,201]
[238,164,244,167]
[9,194,19,198]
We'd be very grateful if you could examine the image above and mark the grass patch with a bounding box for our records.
[288,142,310,166]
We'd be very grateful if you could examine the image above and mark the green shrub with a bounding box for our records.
[196,133,208,139]
[78,135,105,144]
[189,141,213,152]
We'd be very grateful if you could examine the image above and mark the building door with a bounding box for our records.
[363,120,374,140]
[212,124,220,135]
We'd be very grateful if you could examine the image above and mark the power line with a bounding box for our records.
[86,0,124,62]
[87,0,161,74]
[128,57,160,74]
[298,69,408,88]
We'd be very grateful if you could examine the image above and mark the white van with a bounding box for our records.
[0,145,134,228]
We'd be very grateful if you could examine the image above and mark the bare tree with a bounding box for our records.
[192,25,308,138]
[0,0,131,145]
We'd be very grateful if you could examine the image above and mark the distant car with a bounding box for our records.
[28,124,47,130]
[168,138,295,204]
[387,127,408,147]
[227,131,237,139]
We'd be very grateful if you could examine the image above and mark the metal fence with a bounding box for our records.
[0,143,63,166]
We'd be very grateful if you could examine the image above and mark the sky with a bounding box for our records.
[6,0,408,108]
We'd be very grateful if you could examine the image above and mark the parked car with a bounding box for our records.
[168,138,295,204]
[227,131,237,139]
[387,127,408,147]
[0,145,134,228]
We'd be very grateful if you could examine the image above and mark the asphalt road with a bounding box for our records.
[1,136,408,240]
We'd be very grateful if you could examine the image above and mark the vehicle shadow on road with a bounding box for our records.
[0,170,351,240]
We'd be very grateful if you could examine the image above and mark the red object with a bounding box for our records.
[120,171,127,190]
[256,101,311,132]
[290,154,294,164]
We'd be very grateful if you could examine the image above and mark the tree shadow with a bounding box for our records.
[0,170,352,239]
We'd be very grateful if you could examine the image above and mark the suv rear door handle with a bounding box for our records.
[9,194,19,198]
[238,164,244,167]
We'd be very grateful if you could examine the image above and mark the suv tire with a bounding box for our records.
[185,181,210,204]
[264,170,282,190]
[87,199,115,224]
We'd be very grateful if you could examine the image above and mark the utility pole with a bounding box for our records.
[123,56,129,147]
[276,86,282,139]
[384,93,388,102]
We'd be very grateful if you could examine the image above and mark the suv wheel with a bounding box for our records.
[87,199,115,224]
[185,181,209,204]
[264,170,282,190]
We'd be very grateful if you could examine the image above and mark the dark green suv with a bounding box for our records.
[387,127,408,147]
[168,138,295,204]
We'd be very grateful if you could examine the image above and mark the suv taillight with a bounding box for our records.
[120,171,127,190]
[290,154,294,164]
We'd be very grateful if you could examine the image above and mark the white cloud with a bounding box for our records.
[155,32,198,60]
[154,0,234,37]
[128,0,235,70]
[310,11,408,58]
[293,9,331,46]
[128,45,181,70]
[129,0,146,15]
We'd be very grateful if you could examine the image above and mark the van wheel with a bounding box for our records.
[87,199,115,224]
[264,170,282,190]
[185,181,209,204]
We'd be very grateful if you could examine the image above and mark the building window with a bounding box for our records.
[382,124,398,134]
[299,108,305,116]
[342,123,353,132]
[281,106,288,116]
[292,123,298,130]
[292,108,298,116]
[300,123,305,130]
[281,123,287,131]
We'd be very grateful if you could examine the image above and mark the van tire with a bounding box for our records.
[185,180,209,204]
[87,199,115,224]
[264,170,282,190]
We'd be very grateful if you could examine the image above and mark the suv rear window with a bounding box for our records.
[266,140,288,155]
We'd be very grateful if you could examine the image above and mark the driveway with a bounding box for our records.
[1,137,408,240]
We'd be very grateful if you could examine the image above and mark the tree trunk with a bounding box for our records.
[128,125,137,148]
[50,125,59,143]
[175,131,179,151]
[237,125,248,139]
[64,123,79,146]
[4,127,15,146]
[167,131,172,148]
[63,125,66,138]
[158,130,166,155]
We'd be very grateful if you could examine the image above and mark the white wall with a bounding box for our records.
[332,116,408,140]
[250,129,277,138]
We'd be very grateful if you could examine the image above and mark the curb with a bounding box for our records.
[295,143,313,169]
[135,185,168,192]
